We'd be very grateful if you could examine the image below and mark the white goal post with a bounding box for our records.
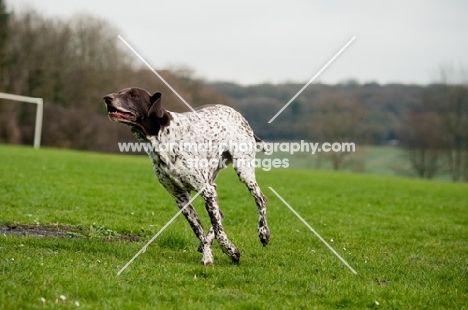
[0,92,43,149]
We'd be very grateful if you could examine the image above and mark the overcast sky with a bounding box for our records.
[7,0,468,85]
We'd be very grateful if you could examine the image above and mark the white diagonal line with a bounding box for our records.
[268,36,356,123]
[118,35,201,118]
[268,186,357,275]
[117,187,205,275]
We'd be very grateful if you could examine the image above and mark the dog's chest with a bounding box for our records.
[146,127,222,189]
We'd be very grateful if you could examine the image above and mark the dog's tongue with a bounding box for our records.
[108,111,133,120]
[109,111,133,120]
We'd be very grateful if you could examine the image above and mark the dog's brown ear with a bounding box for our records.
[148,92,164,118]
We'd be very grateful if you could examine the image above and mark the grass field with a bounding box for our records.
[1,144,467,309]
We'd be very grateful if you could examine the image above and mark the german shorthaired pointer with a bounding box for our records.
[103,87,270,265]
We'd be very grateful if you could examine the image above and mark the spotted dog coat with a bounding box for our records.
[103,87,270,265]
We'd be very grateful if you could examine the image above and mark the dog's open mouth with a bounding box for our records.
[107,105,135,121]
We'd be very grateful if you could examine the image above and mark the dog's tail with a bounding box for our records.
[254,134,266,153]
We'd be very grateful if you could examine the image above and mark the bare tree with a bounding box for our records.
[304,91,367,170]
[400,71,468,181]
[399,108,446,179]
[438,65,468,181]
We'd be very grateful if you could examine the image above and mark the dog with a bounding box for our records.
[103,87,270,265]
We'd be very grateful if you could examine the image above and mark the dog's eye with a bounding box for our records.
[129,90,138,98]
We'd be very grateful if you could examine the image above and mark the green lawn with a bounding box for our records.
[1,144,467,309]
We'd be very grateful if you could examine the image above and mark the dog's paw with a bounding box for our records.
[230,248,241,263]
[200,248,214,265]
[259,226,271,247]
[200,256,214,266]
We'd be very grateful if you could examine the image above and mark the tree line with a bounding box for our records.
[211,80,468,182]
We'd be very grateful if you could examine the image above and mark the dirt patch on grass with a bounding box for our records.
[0,224,79,238]
[0,224,140,242]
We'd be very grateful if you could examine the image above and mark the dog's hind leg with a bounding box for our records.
[233,161,271,247]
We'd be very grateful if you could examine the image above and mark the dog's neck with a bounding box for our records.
[130,124,172,167]
[131,108,173,139]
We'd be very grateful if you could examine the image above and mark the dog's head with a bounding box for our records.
[103,87,172,137]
